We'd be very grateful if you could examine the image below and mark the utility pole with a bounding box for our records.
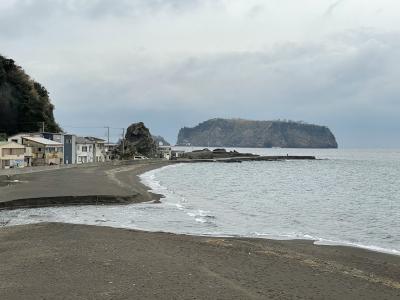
[105,126,110,145]
[38,122,45,133]
[122,128,125,156]
[105,126,110,160]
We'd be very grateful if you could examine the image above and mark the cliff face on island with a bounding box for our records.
[177,118,338,148]
[0,55,61,136]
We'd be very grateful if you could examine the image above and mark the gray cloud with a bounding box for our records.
[1,1,400,147]
[324,0,346,16]
[0,0,203,38]
[30,28,398,146]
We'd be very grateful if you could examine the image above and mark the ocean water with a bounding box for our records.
[1,148,400,255]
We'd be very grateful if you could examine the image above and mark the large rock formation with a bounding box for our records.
[0,55,61,136]
[152,135,170,146]
[123,122,157,158]
[177,118,338,148]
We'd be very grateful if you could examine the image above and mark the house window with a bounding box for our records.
[82,146,88,152]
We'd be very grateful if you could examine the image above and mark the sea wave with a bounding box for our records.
[254,232,400,256]
[140,162,400,255]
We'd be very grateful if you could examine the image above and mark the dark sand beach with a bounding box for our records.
[0,160,174,209]
[1,161,400,299]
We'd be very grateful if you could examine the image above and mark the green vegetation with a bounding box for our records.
[0,55,61,137]
[177,118,338,148]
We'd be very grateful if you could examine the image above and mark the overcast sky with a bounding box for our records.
[1,0,400,147]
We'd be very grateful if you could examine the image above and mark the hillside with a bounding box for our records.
[177,118,338,148]
[0,55,61,136]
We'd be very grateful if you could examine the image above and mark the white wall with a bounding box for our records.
[76,143,94,164]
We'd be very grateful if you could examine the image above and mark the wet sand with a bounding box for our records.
[1,161,400,299]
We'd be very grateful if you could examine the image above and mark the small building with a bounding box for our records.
[158,145,172,160]
[75,137,106,164]
[63,134,76,165]
[8,133,40,144]
[105,143,119,161]
[76,137,95,164]
[22,136,63,166]
[85,137,106,163]
[171,150,185,159]
[0,141,26,169]
[41,132,77,165]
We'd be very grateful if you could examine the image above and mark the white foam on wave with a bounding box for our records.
[195,217,207,223]
[139,164,183,204]
[254,232,400,256]
[314,237,400,256]
[139,164,179,194]
[140,165,217,225]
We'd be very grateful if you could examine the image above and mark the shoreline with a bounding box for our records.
[138,162,400,258]
[1,160,400,298]
[1,159,399,257]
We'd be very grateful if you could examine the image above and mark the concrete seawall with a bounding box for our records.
[0,194,141,211]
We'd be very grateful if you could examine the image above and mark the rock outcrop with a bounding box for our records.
[0,55,61,136]
[122,122,157,158]
[182,148,258,160]
[177,118,338,148]
[152,135,170,146]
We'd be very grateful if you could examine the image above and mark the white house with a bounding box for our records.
[86,137,106,162]
[158,145,172,160]
[76,137,94,164]
[76,137,106,164]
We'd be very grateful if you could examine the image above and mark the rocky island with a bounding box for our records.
[177,118,338,148]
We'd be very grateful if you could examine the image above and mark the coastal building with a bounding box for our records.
[41,132,77,165]
[76,137,106,164]
[76,137,94,164]
[0,141,26,169]
[8,133,41,144]
[7,133,37,167]
[24,146,33,167]
[22,136,63,166]
[158,145,172,160]
[85,137,106,163]
[63,134,76,165]
[171,150,185,159]
[105,143,119,161]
